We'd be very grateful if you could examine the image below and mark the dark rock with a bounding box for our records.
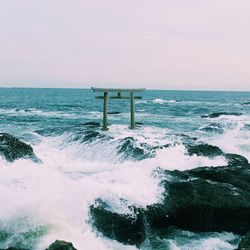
[200,123,224,134]
[237,232,250,249]
[0,133,41,163]
[90,200,146,246]
[46,240,77,250]
[90,157,250,245]
[82,122,100,127]
[225,154,249,166]
[201,112,243,118]
[185,143,224,158]
[82,130,102,142]
[72,130,106,143]
[241,101,250,106]
[117,137,153,161]
[108,111,120,115]
[147,161,250,235]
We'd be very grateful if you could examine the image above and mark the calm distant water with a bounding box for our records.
[0,88,250,250]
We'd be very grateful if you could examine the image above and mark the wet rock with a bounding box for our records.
[225,154,249,166]
[70,129,112,144]
[241,101,250,106]
[90,157,250,245]
[200,123,224,134]
[237,232,250,249]
[117,137,153,161]
[82,122,100,127]
[108,111,120,115]
[201,112,243,118]
[0,133,41,163]
[46,240,77,250]
[185,143,224,158]
[90,200,146,246]
[147,161,250,235]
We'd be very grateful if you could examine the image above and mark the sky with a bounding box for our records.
[0,0,250,91]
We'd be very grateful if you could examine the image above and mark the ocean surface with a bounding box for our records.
[0,88,250,250]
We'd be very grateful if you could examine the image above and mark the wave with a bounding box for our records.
[0,123,249,249]
[153,99,176,104]
[201,112,243,118]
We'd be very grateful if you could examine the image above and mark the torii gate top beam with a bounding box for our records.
[91,87,145,93]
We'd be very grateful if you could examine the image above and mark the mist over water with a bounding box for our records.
[0,88,250,249]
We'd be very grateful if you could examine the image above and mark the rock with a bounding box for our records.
[117,137,152,161]
[201,112,243,118]
[147,168,250,234]
[90,200,146,246]
[200,123,224,134]
[82,122,100,127]
[241,101,250,106]
[46,240,77,250]
[107,111,120,115]
[0,133,41,163]
[225,154,249,166]
[90,157,250,245]
[237,232,250,249]
[185,143,224,158]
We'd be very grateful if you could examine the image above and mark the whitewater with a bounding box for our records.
[0,88,250,250]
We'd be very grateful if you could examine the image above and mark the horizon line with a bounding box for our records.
[0,86,250,93]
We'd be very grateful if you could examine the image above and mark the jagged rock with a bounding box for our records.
[200,123,224,134]
[0,133,41,163]
[46,240,77,250]
[201,112,243,118]
[117,137,159,161]
[237,232,250,249]
[90,156,250,245]
[185,143,224,158]
[90,200,146,246]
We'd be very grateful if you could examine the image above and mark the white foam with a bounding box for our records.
[0,122,245,249]
[204,116,250,161]
[153,99,176,104]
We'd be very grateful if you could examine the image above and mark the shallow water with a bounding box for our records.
[0,88,250,249]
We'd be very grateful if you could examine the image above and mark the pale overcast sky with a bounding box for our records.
[0,0,249,90]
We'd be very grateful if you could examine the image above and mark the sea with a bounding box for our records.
[0,88,250,250]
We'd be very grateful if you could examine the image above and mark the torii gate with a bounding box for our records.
[91,87,145,131]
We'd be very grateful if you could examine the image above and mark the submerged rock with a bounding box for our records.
[107,111,120,115]
[237,232,250,249]
[0,133,41,163]
[200,123,224,134]
[241,101,250,106]
[46,240,77,250]
[82,122,100,127]
[201,112,243,118]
